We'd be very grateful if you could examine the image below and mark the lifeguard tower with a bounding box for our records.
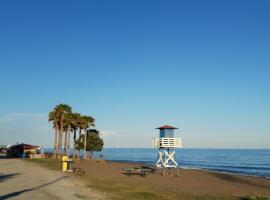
[152,125,182,176]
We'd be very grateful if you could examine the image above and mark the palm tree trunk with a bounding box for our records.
[53,127,58,159]
[77,150,80,160]
[88,151,93,160]
[73,130,76,160]
[64,130,67,155]
[67,125,71,158]
[77,129,82,160]
[83,129,87,159]
[60,132,63,157]
[57,131,62,159]
[58,115,64,159]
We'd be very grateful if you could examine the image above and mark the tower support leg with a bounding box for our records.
[155,149,180,176]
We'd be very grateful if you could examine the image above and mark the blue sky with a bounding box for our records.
[0,0,270,148]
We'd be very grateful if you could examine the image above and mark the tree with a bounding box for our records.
[76,129,103,160]
[76,115,84,160]
[86,129,104,159]
[80,115,95,159]
[75,134,84,157]
[64,112,81,158]
[54,104,72,159]
[48,110,59,159]
[63,113,72,158]
[48,104,97,160]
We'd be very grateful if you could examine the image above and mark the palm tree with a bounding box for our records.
[63,114,71,157]
[63,129,68,155]
[64,112,80,158]
[48,104,97,160]
[72,126,77,159]
[71,113,80,160]
[80,115,95,159]
[48,110,59,159]
[76,116,83,160]
[54,104,72,159]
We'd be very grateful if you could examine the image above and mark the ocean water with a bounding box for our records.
[44,148,270,178]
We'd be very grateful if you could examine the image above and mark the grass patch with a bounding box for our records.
[82,175,238,200]
[173,193,238,200]
[112,191,161,200]
[240,196,270,200]
[83,176,163,200]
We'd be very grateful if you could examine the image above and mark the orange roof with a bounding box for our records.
[156,125,178,129]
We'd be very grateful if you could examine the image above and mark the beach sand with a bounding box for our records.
[73,159,270,199]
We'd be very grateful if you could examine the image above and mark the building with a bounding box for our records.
[7,143,41,158]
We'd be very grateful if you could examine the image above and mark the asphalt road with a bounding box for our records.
[0,155,103,200]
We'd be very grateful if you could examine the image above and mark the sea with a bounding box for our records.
[44,148,270,178]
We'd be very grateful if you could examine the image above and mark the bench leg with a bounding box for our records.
[127,170,132,176]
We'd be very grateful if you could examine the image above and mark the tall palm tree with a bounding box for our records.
[71,113,80,160]
[48,104,97,160]
[76,115,84,160]
[54,104,72,159]
[64,112,80,158]
[63,129,68,155]
[63,115,71,157]
[80,115,95,159]
[73,113,82,160]
[48,110,59,159]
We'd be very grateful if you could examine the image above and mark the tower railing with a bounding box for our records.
[152,137,182,148]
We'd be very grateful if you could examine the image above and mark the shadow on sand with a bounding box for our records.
[0,176,69,200]
[0,173,20,183]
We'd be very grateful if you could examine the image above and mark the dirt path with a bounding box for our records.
[0,156,104,200]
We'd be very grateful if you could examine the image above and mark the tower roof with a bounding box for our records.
[156,125,178,129]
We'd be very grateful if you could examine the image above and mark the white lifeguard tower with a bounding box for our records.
[152,125,182,176]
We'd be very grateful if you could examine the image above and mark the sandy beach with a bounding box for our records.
[73,160,270,198]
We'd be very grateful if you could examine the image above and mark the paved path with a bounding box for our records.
[0,156,104,200]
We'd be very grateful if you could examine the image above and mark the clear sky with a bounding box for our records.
[0,0,270,148]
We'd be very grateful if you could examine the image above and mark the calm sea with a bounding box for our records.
[44,148,270,178]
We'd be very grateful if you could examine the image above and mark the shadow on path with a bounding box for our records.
[0,154,10,159]
[0,176,69,200]
[0,173,20,183]
[0,154,19,160]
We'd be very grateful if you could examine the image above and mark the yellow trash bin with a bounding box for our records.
[62,156,68,172]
